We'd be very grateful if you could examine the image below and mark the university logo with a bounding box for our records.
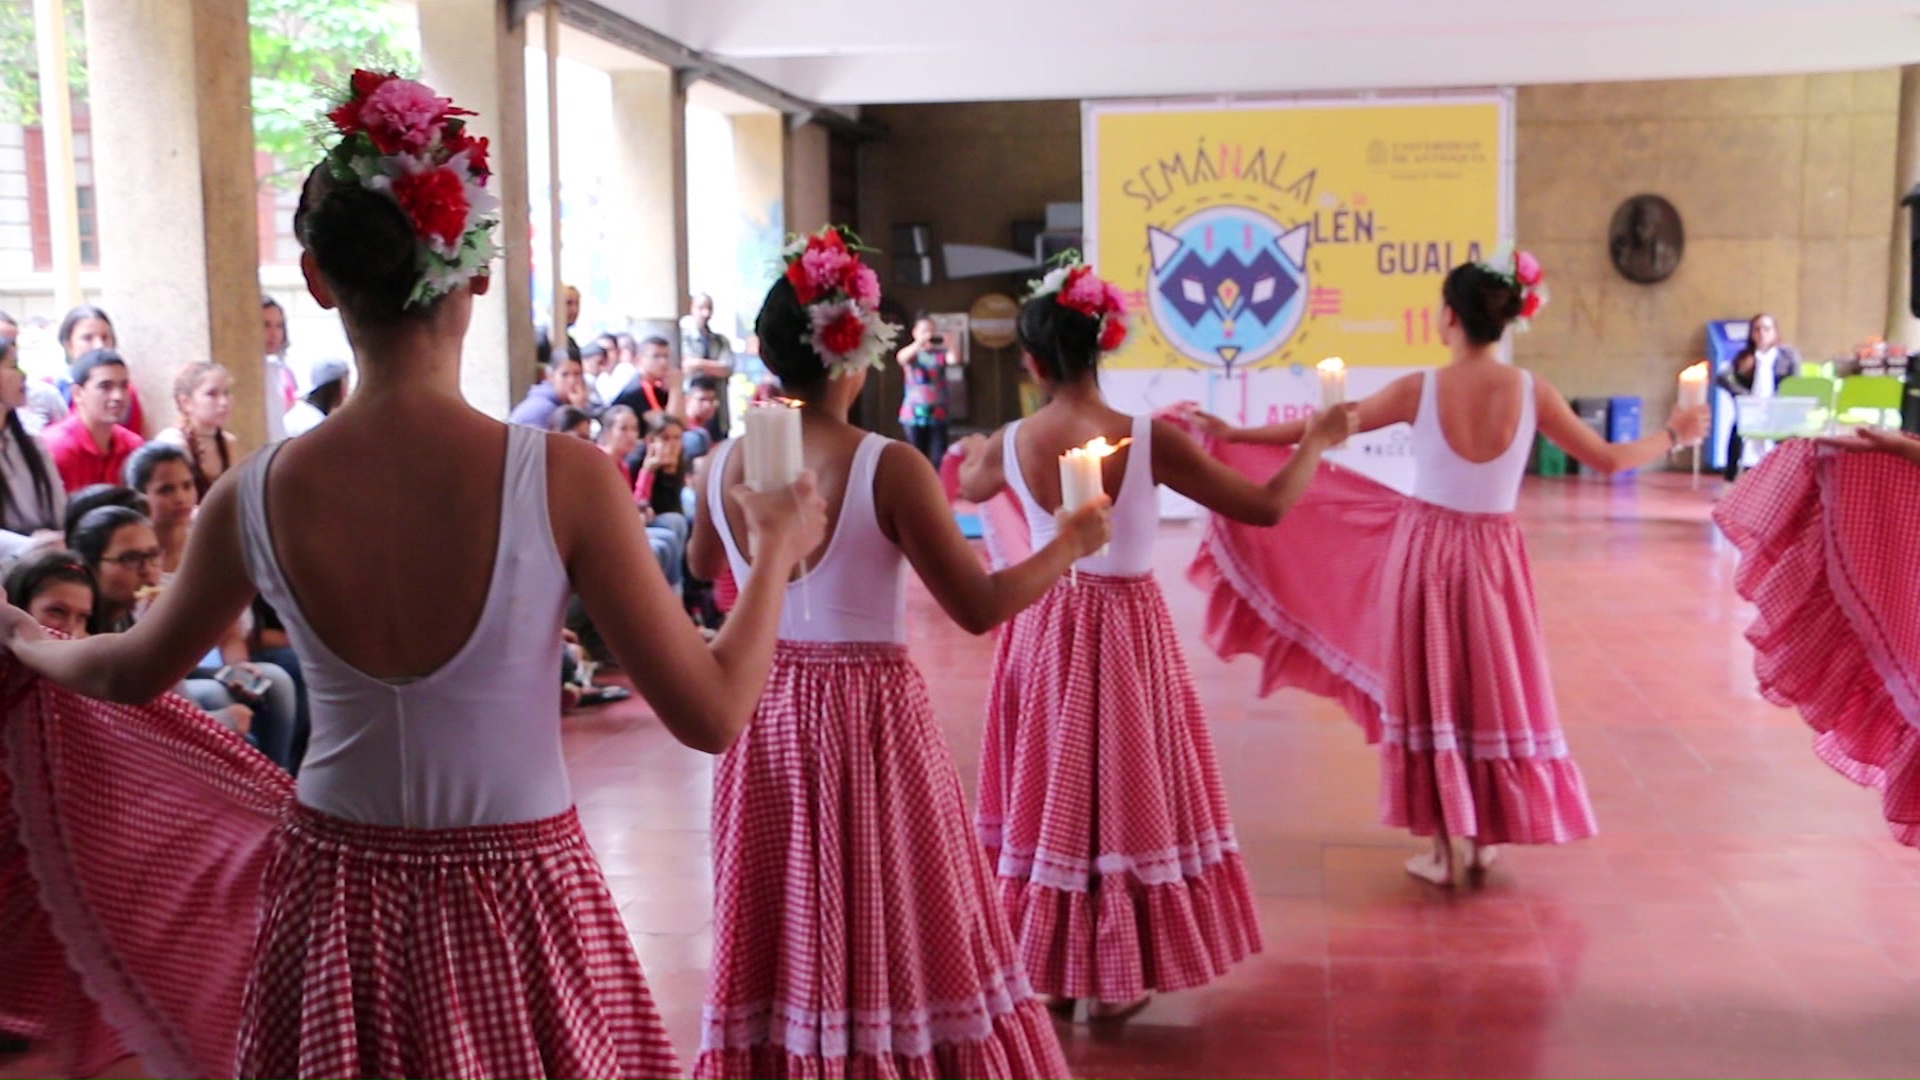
[1145,205,1310,374]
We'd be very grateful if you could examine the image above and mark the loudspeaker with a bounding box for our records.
[1012,220,1045,261]
[1903,184,1920,318]
[894,255,934,287]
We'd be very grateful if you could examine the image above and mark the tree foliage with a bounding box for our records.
[0,0,416,188]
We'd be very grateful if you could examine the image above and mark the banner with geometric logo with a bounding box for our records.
[1085,93,1512,494]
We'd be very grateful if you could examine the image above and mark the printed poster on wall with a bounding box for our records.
[1085,93,1512,496]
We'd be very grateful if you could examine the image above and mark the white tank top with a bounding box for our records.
[710,432,906,644]
[1409,368,1537,515]
[236,423,574,829]
[1005,414,1158,577]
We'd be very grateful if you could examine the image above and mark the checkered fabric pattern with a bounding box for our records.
[1186,442,1402,743]
[239,805,679,1079]
[1714,440,1920,847]
[977,574,1263,1003]
[1,661,290,1078]
[1373,502,1599,846]
[696,642,1068,1079]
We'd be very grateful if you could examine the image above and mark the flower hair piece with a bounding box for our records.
[1479,243,1548,330]
[319,70,500,309]
[1025,254,1130,353]
[780,226,897,378]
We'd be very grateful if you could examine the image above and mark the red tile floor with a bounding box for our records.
[9,473,1920,1079]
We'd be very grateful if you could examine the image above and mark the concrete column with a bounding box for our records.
[785,119,831,236]
[1889,67,1920,348]
[730,111,785,311]
[607,68,688,328]
[419,0,533,419]
[82,0,262,444]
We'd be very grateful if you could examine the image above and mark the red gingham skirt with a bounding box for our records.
[697,641,1067,1080]
[978,574,1262,1003]
[1,658,290,1078]
[1375,503,1597,845]
[2,655,678,1079]
[240,805,678,1079]
[1714,440,1920,847]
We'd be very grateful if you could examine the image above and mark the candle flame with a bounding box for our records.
[1317,357,1346,373]
[756,397,805,409]
[1065,436,1132,460]
[1678,362,1709,382]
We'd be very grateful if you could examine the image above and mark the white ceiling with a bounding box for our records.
[593,0,1920,106]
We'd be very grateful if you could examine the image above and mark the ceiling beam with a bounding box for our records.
[517,0,881,138]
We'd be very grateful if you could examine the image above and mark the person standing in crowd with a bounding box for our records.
[0,337,66,563]
[681,293,734,433]
[1717,311,1800,482]
[510,349,587,427]
[262,298,299,442]
[283,359,349,438]
[897,314,962,465]
[42,350,145,493]
[599,333,639,404]
[153,362,242,498]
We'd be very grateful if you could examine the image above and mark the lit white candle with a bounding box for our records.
[1317,357,1348,448]
[1059,436,1128,562]
[1677,362,1710,409]
[744,398,804,492]
[742,398,811,618]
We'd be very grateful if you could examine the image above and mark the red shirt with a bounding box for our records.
[43,416,146,493]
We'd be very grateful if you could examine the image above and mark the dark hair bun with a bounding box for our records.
[754,276,827,394]
[1440,263,1523,346]
[1016,295,1102,383]
[294,165,422,323]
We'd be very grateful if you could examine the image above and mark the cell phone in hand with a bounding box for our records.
[930,334,946,347]
[216,664,273,700]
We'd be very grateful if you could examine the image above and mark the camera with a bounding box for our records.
[931,334,946,347]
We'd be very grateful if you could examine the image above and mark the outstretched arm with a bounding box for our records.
[955,429,1008,503]
[1155,406,1356,526]
[1185,373,1423,446]
[1536,377,1706,475]
[877,442,1108,634]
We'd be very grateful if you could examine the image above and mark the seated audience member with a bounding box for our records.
[42,350,145,492]
[629,410,690,593]
[0,336,67,563]
[548,405,594,441]
[65,504,253,738]
[4,546,97,638]
[152,361,241,497]
[610,335,679,417]
[683,374,724,449]
[510,350,586,427]
[62,484,146,542]
[52,304,146,434]
[597,405,642,484]
[598,334,639,405]
[123,442,305,772]
[284,359,349,438]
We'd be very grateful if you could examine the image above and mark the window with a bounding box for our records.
[24,110,99,270]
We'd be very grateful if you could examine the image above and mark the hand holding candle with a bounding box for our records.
[1677,362,1709,410]
[1317,357,1349,448]
[743,398,812,617]
[1059,436,1130,563]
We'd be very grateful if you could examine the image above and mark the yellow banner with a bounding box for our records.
[1089,98,1507,372]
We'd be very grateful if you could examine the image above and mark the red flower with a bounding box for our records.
[391,165,471,251]
[328,70,398,135]
[351,69,396,97]
[820,310,866,355]
[786,259,820,304]
[1520,291,1543,320]
[843,263,880,308]
[1098,317,1128,352]
[446,126,491,180]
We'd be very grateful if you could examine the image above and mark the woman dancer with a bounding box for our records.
[956,259,1353,1019]
[1187,252,1705,885]
[153,362,241,497]
[688,229,1107,1078]
[1713,425,1920,846]
[1,72,823,1078]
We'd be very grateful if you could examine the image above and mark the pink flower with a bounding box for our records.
[800,245,855,301]
[844,264,881,308]
[359,78,462,155]
[1060,266,1111,316]
[1102,281,1129,317]
[1514,250,1542,287]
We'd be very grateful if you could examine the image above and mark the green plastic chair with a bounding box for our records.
[1776,375,1838,410]
[1835,375,1904,427]
[1799,361,1835,379]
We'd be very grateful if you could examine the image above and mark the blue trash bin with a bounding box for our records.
[1607,396,1643,477]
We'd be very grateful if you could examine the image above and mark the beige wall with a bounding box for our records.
[858,74,1903,429]
[1516,71,1900,411]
